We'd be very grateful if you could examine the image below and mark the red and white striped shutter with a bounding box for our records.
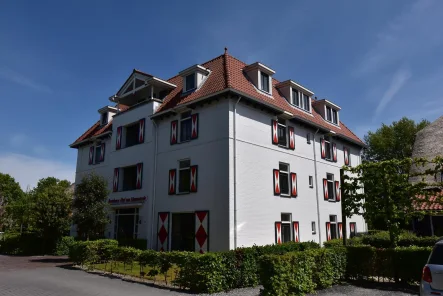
[168,169,176,195]
[113,168,119,192]
[335,181,340,202]
[116,126,122,150]
[290,173,297,197]
[88,146,94,164]
[100,143,105,162]
[321,139,326,159]
[323,178,329,200]
[136,163,143,189]
[138,119,145,143]
[190,165,198,192]
[271,120,278,144]
[332,143,337,162]
[170,120,178,145]
[338,222,343,239]
[273,169,280,195]
[344,147,349,166]
[275,222,282,244]
[191,113,199,139]
[326,222,331,241]
[195,211,209,253]
[288,126,295,150]
[293,221,300,242]
[157,212,169,251]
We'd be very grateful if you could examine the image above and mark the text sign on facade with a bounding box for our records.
[108,196,147,205]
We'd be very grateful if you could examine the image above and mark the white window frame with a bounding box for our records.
[309,176,313,188]
[332,109,338,124]
[178,159,191,194]
[325,105,339,125]
[329,215,338,240]
[302,93,310,112]
[114,207,140,240]
[279,162,290,197]
[281,213,292,242]
[327,173,335,201]
[179,111,192,143]
[291,88,300,107]
[324,136,332,161]
[260,71,270,93]
[277,118,287,147]
[311,221,316,234]
[101,112,108,125]
[184,73,196,92]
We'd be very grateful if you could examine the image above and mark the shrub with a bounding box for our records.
[360,231,438,248]
[118,238,147,250]
[55,236,75,256]
[0,232,44,255]
[324,237,363,248]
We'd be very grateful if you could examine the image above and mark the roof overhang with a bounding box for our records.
[98,106,118,114]
[314,99,341,110]
[244,62,276,75]
[69,131,111,148]
[146,77,176,89]
[276,80,314,96]
[179,64,211,76]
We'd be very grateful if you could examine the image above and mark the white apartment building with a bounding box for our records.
[70,50,366,252]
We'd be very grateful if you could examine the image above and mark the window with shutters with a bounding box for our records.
[122,165,137,191]
[277,119,287,146]
[125,123,139,148]
[180,111,192,142]
[311,221,316,234]
[329,215,338,240]
[178,159,191,193]
[281,213,292,243]
[94,145,101,164]
[279,163,290,196]
[324,136,332,160]
[327,173,335,201]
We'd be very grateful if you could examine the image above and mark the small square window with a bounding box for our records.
[185,73,196,91]
[311,221,316,234]
[309,176,313,188]
[260,72,270,93]
[281,213,291,222]
[307,133,311,144]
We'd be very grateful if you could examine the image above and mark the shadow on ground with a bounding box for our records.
[348,280,419,295]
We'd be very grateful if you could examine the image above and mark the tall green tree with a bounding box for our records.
[363,117,430,162]
[0,173,24,231]
[31,177,72,251]
[72,173,109,240]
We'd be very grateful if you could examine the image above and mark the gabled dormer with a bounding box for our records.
[244,62,275,95]
[98,106,118,126]
[109,69,176,107]
[276,80,314,113]
[312,99,341,126]
[179,64,211,93]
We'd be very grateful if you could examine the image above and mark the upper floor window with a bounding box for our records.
[326,106,338,124]
[125,123,139,148]
[122,165,138,191]
[100,113,108,125]
[292,89,300,106]
[94,145,101,164]
[324,136,332,160]
[277,119,287,146]
[178,159,191,193]
[302,94,310,112]
[185,73,196,92]
[279,163,290,196]
[260,72,270,93]
[281,213,292,243]
[327,173,335,201]
[180,111,192,142]
[329,215,338,239]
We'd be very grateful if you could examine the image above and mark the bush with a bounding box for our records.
[360,231,438,248]
[0,232,45,255]
[118,238,147,250]
[324,237,363,248]
[55,236,75,255]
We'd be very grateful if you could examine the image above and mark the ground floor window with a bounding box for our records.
[281,213,292,243]
[171,213,195,251]
[329,215,338,240]
[114,208,139,240]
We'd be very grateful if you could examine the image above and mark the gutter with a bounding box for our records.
[233,95,242,249]
[150,119,159,249]
[312,129,322,245]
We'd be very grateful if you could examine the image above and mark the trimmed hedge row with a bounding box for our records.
[0,232,73,255]
[69,240,319,293]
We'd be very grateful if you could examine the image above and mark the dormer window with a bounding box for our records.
[101,112,108,125]
[260,72,270,93]
[179,64,210,94]
[326,106,338,125]
[276,80,314,113]
[302,94,310,112]
[185,73,196,92]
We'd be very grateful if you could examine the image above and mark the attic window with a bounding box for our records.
[185,73,196,92]
[260,72,270,93]
[326,106,338,125]
[101,113,108,125]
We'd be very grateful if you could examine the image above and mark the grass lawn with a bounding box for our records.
[93,262,178,285]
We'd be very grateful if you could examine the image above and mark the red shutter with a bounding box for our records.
[190,165,198,192]
[275,222,282,244]
[116,126,122,150]
[195,211,209,253]
[136,163,143,189]
[293,221,300,242]
[290,173,297,197]
[191,113,199,139]
[326,222,331,241]
[168,169,176,195]
[338,222,343,239]
[321,139,326,159]
[332,142,337,162]
[350,222,356,238]
[323,178,329,200]
[273,169,280,195]
[113,168,119,192]
[271,120,278,144]
[344,147,349,166]
[157,212,169,251]
[288,126,295,150]
[100,143,105,162]
[170,120,178,145]
[138,119,145,143]
[335,181,340,202]
[88,146,94,164]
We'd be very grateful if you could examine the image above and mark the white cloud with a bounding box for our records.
[0,153,75,190]
[374,67,412,120]
[0,67,53,94]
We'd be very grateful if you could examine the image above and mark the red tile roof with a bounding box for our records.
[415,190,443,211]
[71,52,364,147]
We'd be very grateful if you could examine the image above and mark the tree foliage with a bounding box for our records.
[72,173,109,240]
[0,173,24,231]
[363,117,429,162]
[342,157,443,247]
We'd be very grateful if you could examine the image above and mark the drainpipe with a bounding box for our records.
[233,96,242,249]
[150,119,159,249]
[312,129,322,245]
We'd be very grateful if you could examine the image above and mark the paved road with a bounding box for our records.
[0,255,419,296]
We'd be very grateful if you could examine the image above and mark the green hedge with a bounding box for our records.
[323,237,363,248]
[259,248,346,296]
[360,231,438,248]
[0,232,45,255]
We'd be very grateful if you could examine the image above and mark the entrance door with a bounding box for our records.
[114,208,139,240]
[171,213,195,251]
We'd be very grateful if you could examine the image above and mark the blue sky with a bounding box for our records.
[1,0,442,189]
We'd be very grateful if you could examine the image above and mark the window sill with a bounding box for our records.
[328,199,337,203]
[182,88,196,95]
[280,194,291,198]
[176,192,190,195]
[119,143,143,150]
